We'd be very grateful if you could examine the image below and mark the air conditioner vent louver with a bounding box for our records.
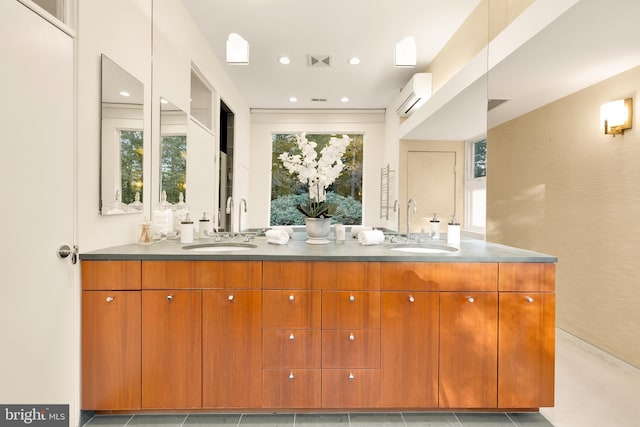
[396,73,432,117]
[308,54,331,67]
[311,98,327,102]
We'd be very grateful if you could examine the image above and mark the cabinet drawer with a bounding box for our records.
[263,261,313,289]
[262,369,321,408]
[263,329,321,369]
[322,330,380,369]
[322,291,380,330]
[311,262,380,290]
[262,290,321,328]
[141,261,262,289]
[82,260,141,290]
[498,263,555,292]
[381,262,498,291]
[321,369,380,408]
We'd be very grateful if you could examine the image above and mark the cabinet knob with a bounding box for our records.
[467,296,475,303]
[289,373,294,381]
[167,295,173,301]
[289,294,295,302]
[525,296,534,303]
[349,295,355,302]
[106,296,114,302]
[289,333,295,341]
[408,296,415,303]
[349,333,355,342]
[348,373,355,381]
[228,295,234,302]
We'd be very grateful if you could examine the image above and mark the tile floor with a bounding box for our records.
[83,328,640,427]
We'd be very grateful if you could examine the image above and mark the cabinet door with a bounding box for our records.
[499,293,555,408]
[141,290,202,409]
[439,292,497,408]
[262,369,321,408]
[82,291,141,410]
[203,290,262,408]
[322,291,380,330]
[380,292,438,408]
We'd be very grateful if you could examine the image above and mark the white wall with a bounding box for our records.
[77,0,251,251]
[249,110,386,229]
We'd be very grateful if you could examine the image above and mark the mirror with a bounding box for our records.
[160,98,187,204]
[100,54,145,215]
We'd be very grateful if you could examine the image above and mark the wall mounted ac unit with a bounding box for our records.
[396,73,432,117]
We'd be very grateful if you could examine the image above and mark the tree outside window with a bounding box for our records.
[119,130,143,204]
[271,133,363,225]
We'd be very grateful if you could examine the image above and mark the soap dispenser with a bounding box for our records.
[447,214,460,245]
[429,213,441,239]
[199,212,211,239]
[180,212,194,244]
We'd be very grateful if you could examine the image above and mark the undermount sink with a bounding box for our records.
[182,242,257,252]
[387,243,458,254]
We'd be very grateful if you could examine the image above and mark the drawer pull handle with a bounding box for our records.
[525,296,534,303]
[167,295,173,301]
[289,333,295,341]
[106,296,114,302]
[467,297,475,303]
[348,373,355,381]
[289,295,295,302]
[228,295,234,302]
[349,333,355,342]
[408,296,415,303]
[349,295,355,302]
[288,373,294,381]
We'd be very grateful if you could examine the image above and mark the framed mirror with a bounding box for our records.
[160,98,187,204]
[100,54,145,215]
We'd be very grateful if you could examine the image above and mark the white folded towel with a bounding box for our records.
[266,229,290,245]
[351,226,372,238]
[272,225,294,237]
[358,229,385,246]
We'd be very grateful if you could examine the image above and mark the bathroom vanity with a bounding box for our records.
[80,237,555,412]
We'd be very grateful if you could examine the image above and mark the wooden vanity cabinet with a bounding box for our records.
[81,260,142,411]
[498,263,555,409]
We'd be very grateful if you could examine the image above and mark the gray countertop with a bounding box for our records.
[80,233,557,263]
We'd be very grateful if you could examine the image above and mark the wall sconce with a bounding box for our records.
[600,98,633,136]
[226,33,249,64]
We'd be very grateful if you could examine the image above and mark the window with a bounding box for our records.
[464,137,487,234]
[271,133,363,226]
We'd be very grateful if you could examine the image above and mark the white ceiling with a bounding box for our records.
[182,0,480,110]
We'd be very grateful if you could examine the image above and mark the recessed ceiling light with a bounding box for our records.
[348,57,360,65]
[289,96,298,103]
[340,97,350,103]
[278,56,291,65]
[119,91,130,97]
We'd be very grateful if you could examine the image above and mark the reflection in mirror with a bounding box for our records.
[100,54,144,215]
[160,98,188,204]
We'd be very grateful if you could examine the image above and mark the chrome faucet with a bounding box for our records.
[407,198,417,241]
[225,197,234,234]
[391,200,400,243]
[238,198,247,234]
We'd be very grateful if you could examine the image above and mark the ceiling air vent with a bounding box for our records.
[308,54,331,67]
[311,98,327,102]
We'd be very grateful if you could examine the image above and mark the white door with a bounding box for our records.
[407,151,457,232]
[0,0,75,421]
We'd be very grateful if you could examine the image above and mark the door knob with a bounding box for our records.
[57,244,78,264]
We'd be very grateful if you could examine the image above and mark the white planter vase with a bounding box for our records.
[304,217,331,245]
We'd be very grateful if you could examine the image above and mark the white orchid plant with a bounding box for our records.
[278,133,351,218]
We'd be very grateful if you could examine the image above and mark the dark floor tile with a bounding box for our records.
[294,413,349,426]
[402,412,461,426]
[507,413,554,427]
[456,413,513,426]
[184,414,242,425]
[128,414,188,427]
[240,413,294,426]
[84,415,133,426]
[350,412,404,426]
